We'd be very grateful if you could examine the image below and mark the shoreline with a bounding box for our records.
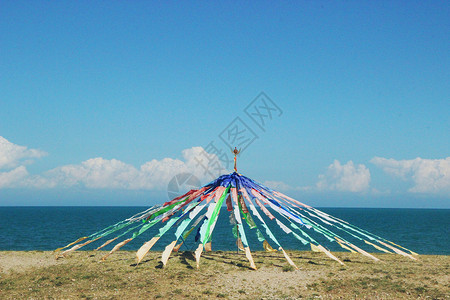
[1,250,448,299]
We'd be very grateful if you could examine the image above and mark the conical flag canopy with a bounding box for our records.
[55,172,418,270]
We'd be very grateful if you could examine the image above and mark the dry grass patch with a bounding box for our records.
[0,250,448,299]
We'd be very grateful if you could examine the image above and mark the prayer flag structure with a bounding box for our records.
[55,169,418,270]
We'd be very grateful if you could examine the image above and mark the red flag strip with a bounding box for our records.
[163,189,197,207]
[226,195,233,211]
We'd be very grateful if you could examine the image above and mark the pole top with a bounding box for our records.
[231,147,241,172]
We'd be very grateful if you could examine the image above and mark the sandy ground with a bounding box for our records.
[1,250,449,299]
[0,251,68,274]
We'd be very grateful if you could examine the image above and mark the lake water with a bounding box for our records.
[0,207,448,255]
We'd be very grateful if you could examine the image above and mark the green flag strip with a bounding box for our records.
[199,202,217,243]
[239,201,257,228]
[238,197,265,243]
[297,227,317,244]
[245,194,284,248]
[291,231,309,245]
[155,200,203,240]
[147,196,190,222]
[181,211,208,242]
[155,217,178,238]
[198,187,226,244]
[238,196,263,239]
[231,187,250,247]
[174,204,207,240]
[130,200,201,249]
[201,185,230,244]
[191,186,229,269]
[135,200,203,264]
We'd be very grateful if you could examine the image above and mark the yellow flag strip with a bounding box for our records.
[378,241,417,260]
[95,222,145,251]
[204,242,212,252]
[59,237,101,257]
[244,247,257,270]
[385,240,419,256]
[54,237,88,254]
[135,237,160,263]
[364,240,391,253]
[262,240,276,252]
[337,240,357,253]
[194,243,203,269]
[236,238,244,251]
[335,237,380,262]
[160,241,177,266]
[95,237,119,251]
[101,238,133,261]
[312,244,345,265]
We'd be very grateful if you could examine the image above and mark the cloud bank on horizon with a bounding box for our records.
[316,160,371,193]
[371,157,450,194]
[0,136,449,196]
[0,136,223,190]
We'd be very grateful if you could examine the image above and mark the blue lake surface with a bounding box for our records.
[0,207,448,255]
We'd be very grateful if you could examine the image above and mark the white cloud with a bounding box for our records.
[0,136,46,169]
[0,166,29,188]
[316,160,371,192]
[371,157,450,194]
[9,145,227,190]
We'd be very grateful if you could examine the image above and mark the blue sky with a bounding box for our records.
[1,1,449,207]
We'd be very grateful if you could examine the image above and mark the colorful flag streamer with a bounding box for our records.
[56,172,418,269]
